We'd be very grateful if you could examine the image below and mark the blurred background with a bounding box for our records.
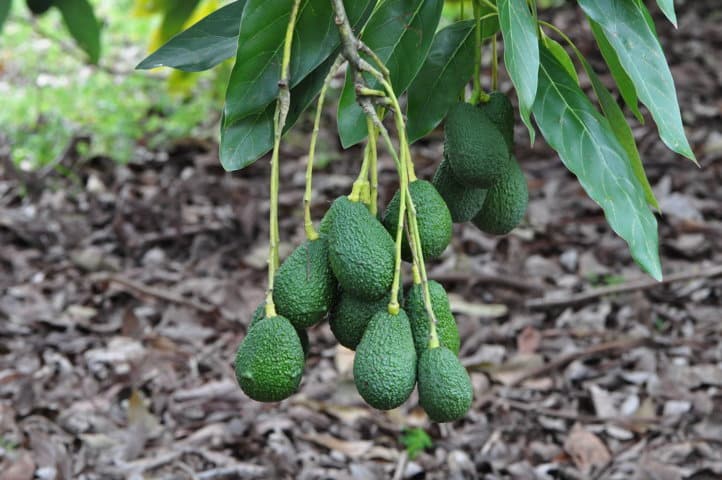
[1,1,721,479]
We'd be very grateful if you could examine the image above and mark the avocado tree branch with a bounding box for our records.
[265,0,302,318]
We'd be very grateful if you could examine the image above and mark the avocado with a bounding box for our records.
[480,92,515,153]
[250,303,309,357]
[431,158,488,223]
[353,309,417,410]
[382,180,453,261]
[417,346,473,422]
[318,199,339,235]
[235,315,305,402]
[273,237,336,329]
[327,196,395,300]
[444,102,511,188]
[27,0,54,15]
[471,158,528,235]
[405,281,460,356]
[329,291,390,350]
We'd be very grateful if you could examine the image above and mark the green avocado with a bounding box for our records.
[235,315,305,402]
[471,158,528,235]
[329,291,390,350]
[27,0,54,15]
[250,303,309,357]
[431,158,488,223]
[273,237,337,329]
[382,179,453,261]
[327,196,395,300]
[405,281,460,356]
[417,346,473,422]
[444,102,511,188]
[480,92,515,153]
[353,309,417,410]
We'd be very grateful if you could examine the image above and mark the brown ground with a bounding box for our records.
[1,2,721,479]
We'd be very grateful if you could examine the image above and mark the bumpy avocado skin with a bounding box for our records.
[405,281,460,356]
[273,237,337,329]
[353,309,417,410]
[480,92,515,153]
[382,180,453,261]
[444,102,511,188]
[417,346,473,422]
[329,291,390,350]
[250,303,309,357]
[235,315,305,402]
[471,158,528,235]
[431,158,488,223]
[327,197,395,300]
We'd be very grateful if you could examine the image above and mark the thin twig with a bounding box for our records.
[525,264,722,311]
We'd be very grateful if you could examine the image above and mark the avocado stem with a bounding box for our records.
[470,0,491,105]
[367,116,379,216]
[491,33,499,92]
[265,0,302,317]
[304,56,342,241]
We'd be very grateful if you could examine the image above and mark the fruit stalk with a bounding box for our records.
[470,0,491,105]
[366,116,379,216]
[304,55,342,241]
[265,0,302,317]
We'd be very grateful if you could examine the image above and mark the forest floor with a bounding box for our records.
[1,2,721,479]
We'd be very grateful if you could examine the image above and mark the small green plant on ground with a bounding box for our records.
[138,0,693,422]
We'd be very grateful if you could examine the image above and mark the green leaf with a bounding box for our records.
[533,46,661,280]
[542,35,577,84]
[136,1,246,71]
[220,55,336,171]
[498,0,538,143]
[588,19,643,123]
[220,0,373,170]
[655,0,677,27]
[400,428,432,460]
[578,0,695,162]
[157,0,199,44]
[575,48,660,210]
[55,0,101,64]
[337,0,445,148]
[406,20,477,142]
[0,0,11,34]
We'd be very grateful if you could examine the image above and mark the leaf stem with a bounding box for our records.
[265,0,302,318]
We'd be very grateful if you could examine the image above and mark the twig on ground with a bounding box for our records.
[526,264,722,310]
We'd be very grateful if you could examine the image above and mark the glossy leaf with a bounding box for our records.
[0,0,11,34]
[533,46,661,280]
[579,0,695,162]
[220,55,336,171]
[406,20,477,142]
[656,0,677,27]
[137,1,246,71]
[55,0,101,64]
[156,0,199,45]
[575,49,660,210]
[588,19,643,123]
[542,35,577,84]
[498,0,538,142]
[337,0,444,148]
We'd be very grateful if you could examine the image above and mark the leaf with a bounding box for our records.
[137,1,246,71]
[337,0,445,148]
[224,0,373,125]
[0,0,11,35]
[655,0,677,27]
[588,19,643,123]
[576,49,660,210]
[578,0,695,162]
[407,17,499,142]
[220,55,336,171]
[542,35,577,84]
[219,0,373,170]
[400,427,432,460]
[498,0,539,143]
[533,46,662,280]
[55,0,101,64]
[155,0,200,46]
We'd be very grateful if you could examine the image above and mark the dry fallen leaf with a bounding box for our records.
[299,432,373,459]
[563,423,612,474]
[516,326,542,354]
[0,450,36,480]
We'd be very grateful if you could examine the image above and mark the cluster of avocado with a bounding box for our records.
[234,91,528,423]
[433,92,529,234]
[235,193,472,422]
